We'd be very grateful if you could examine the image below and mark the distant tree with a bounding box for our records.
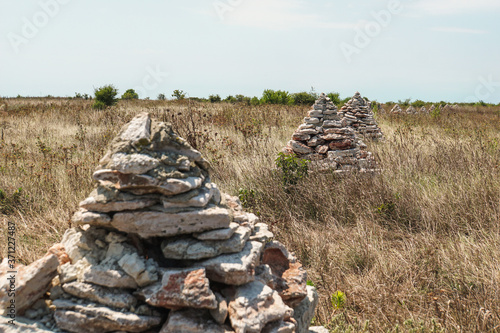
[292,92,316,105]
[157,93,166,101]
[172,90,186,100]
[121,89,139,100]
[209,94,221,103]
[93,85,118,109]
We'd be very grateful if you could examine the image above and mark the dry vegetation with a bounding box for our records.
[1,97,499,332]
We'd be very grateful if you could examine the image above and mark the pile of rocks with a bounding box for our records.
[405,106,417,114]
[390,104,402,114]
[420,106,427,114]
[284,93,374,171]
[1,113,327,333]
[337,92,384,140]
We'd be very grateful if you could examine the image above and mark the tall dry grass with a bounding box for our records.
[0,98,499,332]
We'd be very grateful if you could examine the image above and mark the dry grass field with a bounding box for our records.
[1,97,499,332]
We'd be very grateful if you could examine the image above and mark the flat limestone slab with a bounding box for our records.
[62,281,137,309]
[0,316,53,332]
[192,241,263,286]
[53,300,162,333]
[160,309,234,333]
[161,225,251,260]
[111,206,232,238]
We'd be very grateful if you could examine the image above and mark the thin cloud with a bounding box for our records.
[412,0,500,14]
[214,0,356,30]
[431,27,489,34]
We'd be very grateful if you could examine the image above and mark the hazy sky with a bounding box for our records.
[1,0,499,103]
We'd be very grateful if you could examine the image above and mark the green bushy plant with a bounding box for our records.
[209,94,221,103]
[172,90,186,100]
[93,85,118,109]
[121,89,139,100]
[292,91,317,105]
[260,89,294,105]
[157,93,166,101]
[275,152,309,186]
[327,92,341,105]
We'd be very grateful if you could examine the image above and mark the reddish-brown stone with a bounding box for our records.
[329,140,353,150]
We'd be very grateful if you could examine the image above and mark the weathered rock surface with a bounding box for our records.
[160,309,234,333]
[161,225,251,260]
[0,251,60,316]
[227,281,294,333]
[138,268,217,310]
[293,286,319,333]
[62,281,137,309]
[53,300,162,333]
[194,241,263,286]
[111,206,232,238]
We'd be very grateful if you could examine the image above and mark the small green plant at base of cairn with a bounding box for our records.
[93,85,118,109]
[238,188,256,209]
[275,152,309,186]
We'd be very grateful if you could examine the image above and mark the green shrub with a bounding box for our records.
[398,98,411,107]
[331,291,346,310]
[238,188,256,208]
[172,89,186,100]
[292,92,317,105]
[209,94,221,103]
[93,85,118,108]
[92,100,107,110]
[224,95,237,103]
[327,92,341,105]
[260,89,293,105]
[121,89,139,100]
[411,99,426,108]
[275,152,309,186]
[250,97,260,106]
[157,93,166,101]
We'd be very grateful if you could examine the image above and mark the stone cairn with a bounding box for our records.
[1,113,328,333]
[390,104,402,114]
[405,106,417,114]
[284,93,374,172]
[337,92,384,140]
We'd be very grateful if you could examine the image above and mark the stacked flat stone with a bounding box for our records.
[390,104,402,114]
[337,92,383,140]
[284,93,374,171]
[1,113,325,333]
[405,106,417,114]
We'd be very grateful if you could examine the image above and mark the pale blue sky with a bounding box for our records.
[1,0,499,103]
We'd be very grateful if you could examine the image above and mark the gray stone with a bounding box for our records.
[82,265,138,289]
[106,152,160,174]
[93,170,204,196]
[71,209,112,227]
[293,286,319,333]
[119,112,151,148]
[79,186,158,213]
[161,225,251,260]
[53,300,162,333]
[193,241,263,285]
[0,316,53,332]
[210,292,229,324]
[118,253,158,287]
[62,281,137,309]
[162,183,214,209]
[289,141,313,154]
[304,117,320,124]
[0,253,59,316]
[111,205,232,238]
[249,223,274,243]
[160,309,233,333]
[194,222,239,241]
[227,281,294,333]
[262,320,296,333]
